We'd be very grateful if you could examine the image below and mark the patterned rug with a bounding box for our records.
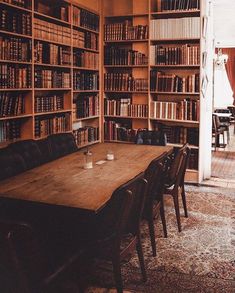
[86,190,235,292]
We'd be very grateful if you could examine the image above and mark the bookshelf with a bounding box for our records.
[103,0,207,183]
[0,0,101,149]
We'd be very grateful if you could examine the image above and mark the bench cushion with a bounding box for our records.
[0,147,26,181]
[47,133,78,160]
[9,140,43,170]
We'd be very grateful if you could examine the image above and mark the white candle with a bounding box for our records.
[107,153,114,161]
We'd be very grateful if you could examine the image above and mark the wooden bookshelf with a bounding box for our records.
[0,0,101,148]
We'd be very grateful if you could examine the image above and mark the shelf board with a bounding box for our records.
[104,65,148,68]
[105,13,149,18]
[73,46,99,53]
[0,59,32,65]
[34,88,71,91]
[104,90,149,94]
[34,37,71,47]
[167,142,199,150]
[73,66,99,71]
[0,1,32,13]
[105,39,148,43]
[150,64,200,68]
[73,115,99,121]
[35,110,72,116]
[151,91,200,95]
[72,24,99,35]
[151,9,200,17]
[0,30,32,39]
[105,115,147,120]
[150,117,199,125]
[0,114,32,121]
[0,88,32,92]
[73,90,99,93]
[34,63,71,69]
[34,11,70,26]
[150,38,200,43]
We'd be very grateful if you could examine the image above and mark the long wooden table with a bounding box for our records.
[0,143,171,213]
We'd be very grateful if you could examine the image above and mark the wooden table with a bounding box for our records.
[0,143,171,213]
[213,112,232,118]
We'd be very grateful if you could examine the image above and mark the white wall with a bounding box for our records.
[214,67,233,108]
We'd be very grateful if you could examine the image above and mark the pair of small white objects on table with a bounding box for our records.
[83,149,114,169]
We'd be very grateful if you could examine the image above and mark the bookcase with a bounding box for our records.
[0,0,101,148]
[103,0,208,182]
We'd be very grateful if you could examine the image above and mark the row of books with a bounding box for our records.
[150,71,200,93]
[34,18,71,46]
[104,73,148,92]
[0,37,31,62]
[150,44,200,65]
[73,7,99,32]
[73,50,99,69]
[73,71,99,91]
[104,22,148,41]
[0,119,21,142]
[158,0,200,11]
[150,17,200,39]
[34,113,71,138]
[34,42,71,65]
[73,94,99,119]
[34,95,64,113]
[0,64,31,88]
[73,126,99,147]
[104,120,137,142]
[160,124,199,146]
[0,92,25,117]
[34,69,70,89]
[2,0,31,9]
[0,8,31,35]
[104,99,148,118]
[35,4,70,23]
[104,47,148,66]
[73,30,98,51]
[151,99,199,121]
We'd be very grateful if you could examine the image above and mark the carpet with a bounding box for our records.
[87,190,235,293]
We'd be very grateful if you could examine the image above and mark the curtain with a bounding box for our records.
[223,48,235,105]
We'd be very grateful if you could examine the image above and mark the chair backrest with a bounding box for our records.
[47,133,78,160]
[0,147,26,181]
[213,114,222,129]
[117,173,148,236]
[166,144,191,188]
[9,139,43,170]
[143,152,168,215]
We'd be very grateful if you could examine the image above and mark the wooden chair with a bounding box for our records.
[91,172,148,293]
[212,114,227,149]
[164,144,191,232]
[0,219,86,293]
[143,152,168,257]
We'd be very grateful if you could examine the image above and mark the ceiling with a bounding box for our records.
[213,0,235,47]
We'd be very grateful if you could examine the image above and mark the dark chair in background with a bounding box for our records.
[214,109,231,143]
[90,173,148,293]
[227,106,235,134]
[164,144,191,232]
[143,152,168,257]
[212,114,226,150]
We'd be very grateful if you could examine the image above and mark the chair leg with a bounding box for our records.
[160,202,167,238]
[136,235,147,282]
[172,189,182,232]
[112,255,123,293]
[181,185,188,218]
[147,218,157,257]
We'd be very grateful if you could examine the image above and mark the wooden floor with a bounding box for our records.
[202,124,235,188]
